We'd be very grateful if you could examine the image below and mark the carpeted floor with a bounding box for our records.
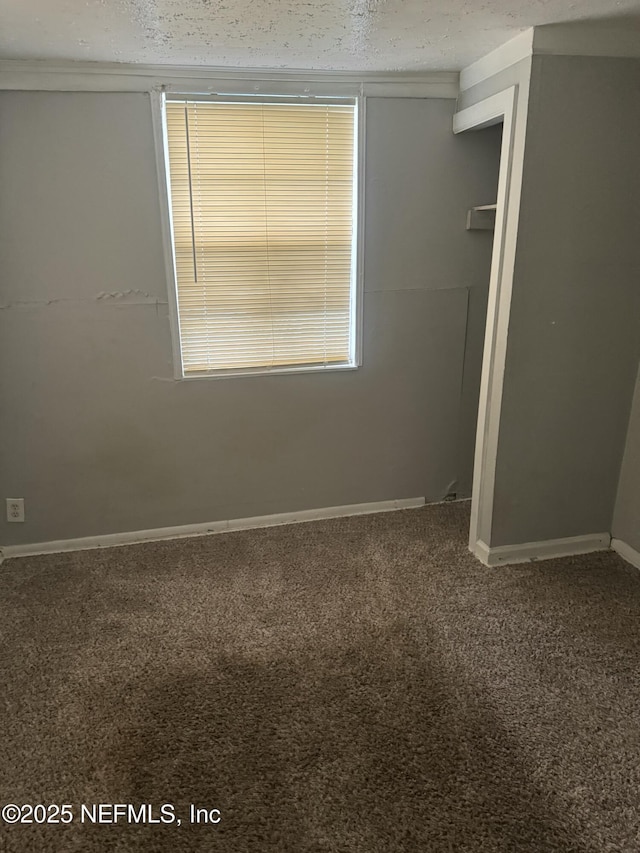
[1,502,640,852]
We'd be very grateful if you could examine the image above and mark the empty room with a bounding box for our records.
[1,1,640,851]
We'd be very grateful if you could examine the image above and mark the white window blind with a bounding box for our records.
[164,97,358,376]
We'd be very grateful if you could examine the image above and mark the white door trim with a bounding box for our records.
[453,83,529,557]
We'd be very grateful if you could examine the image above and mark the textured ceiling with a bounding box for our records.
[1,0,640,71]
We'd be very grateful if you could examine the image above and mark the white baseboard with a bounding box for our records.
[472,532,611,567]
[472,540,493,565]
[0,497,425,561]
[611,538,640,571]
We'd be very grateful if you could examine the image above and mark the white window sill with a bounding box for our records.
[176,363,360,381]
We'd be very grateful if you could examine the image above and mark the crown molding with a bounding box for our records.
[0,60,459,98]
[459,30,534,92]
[460,23,640,93]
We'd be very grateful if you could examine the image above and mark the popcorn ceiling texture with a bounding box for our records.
[2,502,640,851]
[1,0,639,70]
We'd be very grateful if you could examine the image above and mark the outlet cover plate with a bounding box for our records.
[6,498,25,523]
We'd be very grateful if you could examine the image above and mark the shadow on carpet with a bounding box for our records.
[1,502,640,851]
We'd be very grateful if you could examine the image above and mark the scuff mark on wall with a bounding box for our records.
[0,298,70,310]
[96,289,163,302]
[0,294,168,310]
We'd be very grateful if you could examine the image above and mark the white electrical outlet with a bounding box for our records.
[6,498,25,523]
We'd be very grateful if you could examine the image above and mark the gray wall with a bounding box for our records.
[613,366,640,551]
[0,92,500,546]
[489,56,640,546]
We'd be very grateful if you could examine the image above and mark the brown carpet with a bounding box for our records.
[1,502,640,852]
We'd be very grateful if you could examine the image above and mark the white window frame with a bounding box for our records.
[151,88,365,380]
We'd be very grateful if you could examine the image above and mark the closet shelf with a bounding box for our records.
[467,203,497,230]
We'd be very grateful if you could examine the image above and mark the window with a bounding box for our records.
[162,95,360,377]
